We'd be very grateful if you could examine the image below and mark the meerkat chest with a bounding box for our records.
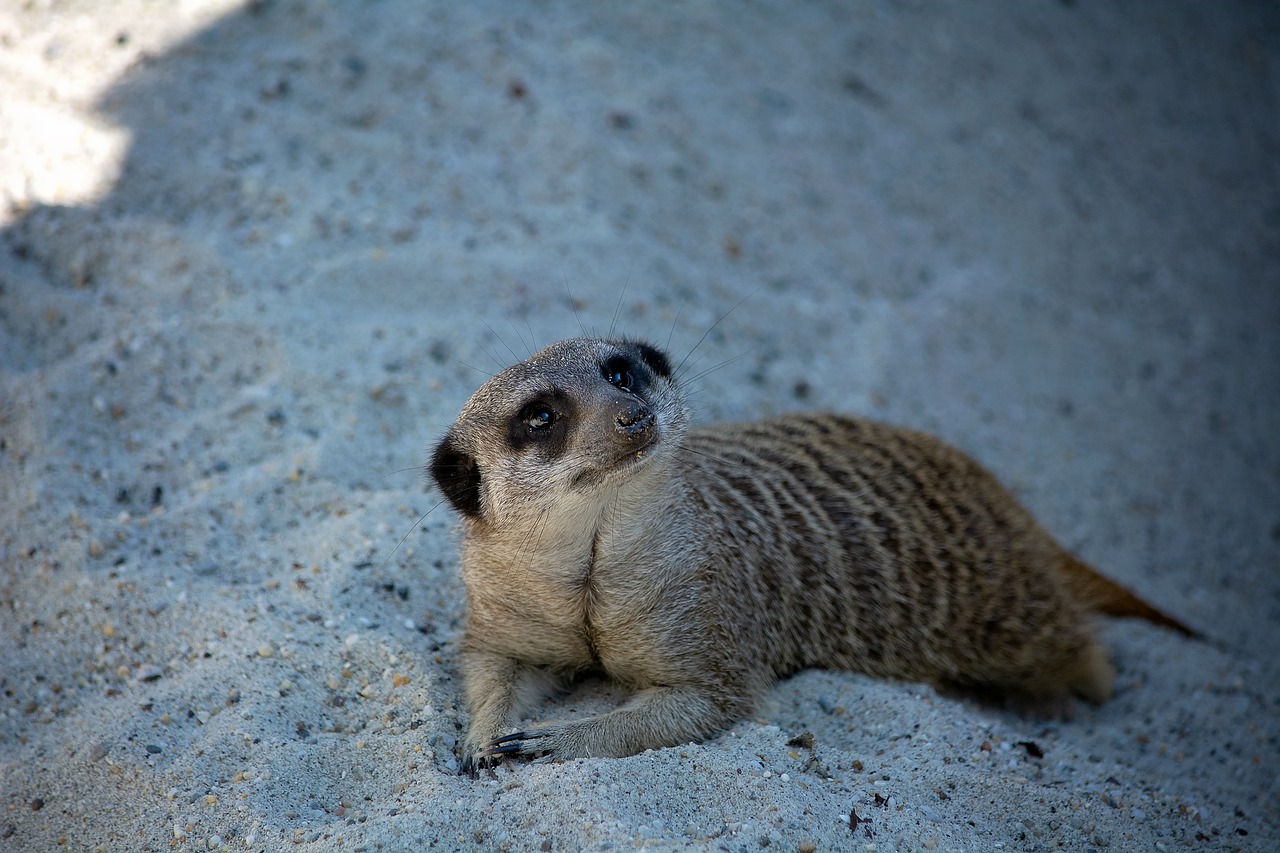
[461,543,599,668]
[579,556,699,686]
[463,504,695,678]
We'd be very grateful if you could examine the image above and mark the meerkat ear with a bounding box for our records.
[430,434,483,519]
[635,342,672,378]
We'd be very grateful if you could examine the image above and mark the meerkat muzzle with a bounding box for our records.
[614,401,656,437]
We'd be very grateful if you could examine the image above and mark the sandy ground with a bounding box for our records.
[2,1,1278,851]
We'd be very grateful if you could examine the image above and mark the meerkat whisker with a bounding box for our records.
[508,316,534,359]
[381,497,446,571]
[608,263,634,339]
[672,289,757,378]
[680,346,758,386]
[451,357,496,379]
[478,316,521,365]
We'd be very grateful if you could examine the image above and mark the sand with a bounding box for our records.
[2,1,1277,850]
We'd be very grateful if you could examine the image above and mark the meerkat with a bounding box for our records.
[429,337,1196,773]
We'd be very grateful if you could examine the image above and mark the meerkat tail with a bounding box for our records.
[1058,554,1201,639]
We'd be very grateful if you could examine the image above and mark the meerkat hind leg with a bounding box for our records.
[1005,642,1117,719]
[1013,639,1116,706]
[1058,641,1115,704]
[484,684,729,762]
[937,639,1116,719]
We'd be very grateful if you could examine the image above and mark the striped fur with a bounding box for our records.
[682,415,1101,692]
[430,338,1193,772]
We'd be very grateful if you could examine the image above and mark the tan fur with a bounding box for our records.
[429,337,1195,772]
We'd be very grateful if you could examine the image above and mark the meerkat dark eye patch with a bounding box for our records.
[635,342,672,379]
[509,393,573,454]
[430,434,483,519]
[601,355,635,392]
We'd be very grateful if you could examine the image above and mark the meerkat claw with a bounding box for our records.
[484,731,537,758]
[461,748,506,778]
[489,731,529,746]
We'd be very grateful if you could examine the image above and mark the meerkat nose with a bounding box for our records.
[615,401,656,436]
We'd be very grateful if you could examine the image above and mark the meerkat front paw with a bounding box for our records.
[480,686,732,764]
[460,738,499,776]
[461,717,515,776]
[481,718,601,763]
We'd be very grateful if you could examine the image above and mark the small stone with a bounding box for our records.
[257,644,274,658]
[146,744,162,754]
[88,743,108,762]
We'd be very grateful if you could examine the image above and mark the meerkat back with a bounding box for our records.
[679,413,1120,702]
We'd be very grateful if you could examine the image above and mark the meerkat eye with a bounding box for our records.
[602,356,634,391]
[509,397,570,449]
[526,405,557,430]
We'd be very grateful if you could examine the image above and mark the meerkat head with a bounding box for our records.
[430,338,686,528]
